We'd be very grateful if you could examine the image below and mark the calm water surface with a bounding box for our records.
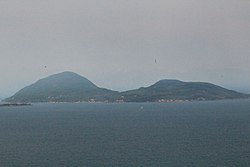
[0,100,250,167]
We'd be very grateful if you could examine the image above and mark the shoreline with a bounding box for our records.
[0,103,31,107]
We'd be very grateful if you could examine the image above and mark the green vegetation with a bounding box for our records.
[120,80,248,102]
[4,72,249,103]
[5,72,119,103]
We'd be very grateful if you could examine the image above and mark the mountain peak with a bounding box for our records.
[32,71,98,90]
[151,79,184,88]
[5,72,117,103]
[44,71,89,80]
[155,79,184,85]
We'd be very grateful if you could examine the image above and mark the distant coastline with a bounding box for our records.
[4,72,250,103]
[0,103,31,107]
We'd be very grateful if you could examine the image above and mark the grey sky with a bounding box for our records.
[0,0,250,97]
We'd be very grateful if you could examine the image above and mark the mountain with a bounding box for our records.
[120,79,248,102]
[5,71,118,103]
[4,72,249,103]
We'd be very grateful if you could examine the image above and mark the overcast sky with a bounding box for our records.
[0,0,250,97]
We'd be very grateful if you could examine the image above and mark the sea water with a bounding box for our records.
[0,100,250,167]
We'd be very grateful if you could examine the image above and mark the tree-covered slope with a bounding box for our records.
[4,73,248,103]
[120,79,248,102]
[5,71,118,103]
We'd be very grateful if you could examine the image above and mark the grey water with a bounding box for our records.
[0,100,250,167]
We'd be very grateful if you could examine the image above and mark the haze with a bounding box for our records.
[0,0,250,98]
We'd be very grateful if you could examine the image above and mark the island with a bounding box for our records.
[3,71,249,103]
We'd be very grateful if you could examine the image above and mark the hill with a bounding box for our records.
[5,72,118,103]
[120,79,248,102]
[4,72,249,103]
